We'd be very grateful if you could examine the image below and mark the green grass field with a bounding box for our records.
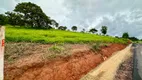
[5,25,128,44]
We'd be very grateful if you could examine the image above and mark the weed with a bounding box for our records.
[48,44,64,53]
[4,43,41,63]
[42,44,72,60]
[57,43,65,46]
[46,54,58,59]
[101,43,109,47]
[91,43,101,51]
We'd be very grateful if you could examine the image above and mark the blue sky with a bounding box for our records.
[0,0,142,38]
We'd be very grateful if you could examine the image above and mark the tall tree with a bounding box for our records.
[5,12,24,26]
[71,26,77,31]
[81,28,85,33]
[101,26,107,35]
[0,14,8,25]
[89,28,98,34]
[14,2,52,28]
[122,32,129,38]
[58,26,67,30]
[51,19,59,28]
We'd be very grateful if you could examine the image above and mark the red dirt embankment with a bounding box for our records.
[4,44,126,80]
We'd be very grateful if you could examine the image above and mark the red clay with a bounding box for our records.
[4,44,126,80]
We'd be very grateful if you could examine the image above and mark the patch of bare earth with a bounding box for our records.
[114,56,133,80]
[4,43,127,80]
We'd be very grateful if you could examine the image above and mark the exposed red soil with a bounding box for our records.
[4,44,127,80]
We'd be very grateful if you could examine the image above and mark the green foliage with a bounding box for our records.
[5,12,24,26]
[6,25,128,44]
[91,43,109,52]
[81,28,85,33]
[51,19,59,28]
[0,14,8,25]
[129,37,138,41]
[48,44,64,53]
[136,40,142,43]
[42,44,70,59]
[58,26,67,30]
[101,26,107,35]
[71,26,77,31]
[0,2,58,29]
[122,32,129,39]
[14,2,52,28]
[91,43,101,51]
[103,43,109,47]
[89,28,98,34]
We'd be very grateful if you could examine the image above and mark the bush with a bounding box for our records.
[91,43,101,51]
[48,44,64,53]
[102,43,109,47]
[122,32,129,39]
[91,43,109,52]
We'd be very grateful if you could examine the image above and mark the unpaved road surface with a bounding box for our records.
[115,56,133,80]
[80,44,132,80]
[133,44,142,80]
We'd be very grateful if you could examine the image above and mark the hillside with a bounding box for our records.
[5,25,128,44]
[4,25,130,80]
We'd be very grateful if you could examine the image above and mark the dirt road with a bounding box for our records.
[80,44,132,80]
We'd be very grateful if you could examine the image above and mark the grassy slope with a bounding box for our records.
[5,25,128,44]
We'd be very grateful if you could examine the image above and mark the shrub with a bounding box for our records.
[48,44,64,53]
[91,43,101,51]
[102,43,109,47]
[101,26,107,35]
[122,32,129,39]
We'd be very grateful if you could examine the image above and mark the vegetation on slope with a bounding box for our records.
[6,25,128,44]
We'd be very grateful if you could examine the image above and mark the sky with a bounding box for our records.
[0,0,142,38]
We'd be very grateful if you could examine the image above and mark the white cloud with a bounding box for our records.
[92,10,142,38]
[34,0,70,26]
[62,0,142,38]
[0,0,17,13]
[0,0,142,38]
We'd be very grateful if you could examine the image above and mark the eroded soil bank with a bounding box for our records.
[4,43,126,80]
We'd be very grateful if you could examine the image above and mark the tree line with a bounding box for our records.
[0,2,139,41]
[0,2,58,29]
[0,2,108,34]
